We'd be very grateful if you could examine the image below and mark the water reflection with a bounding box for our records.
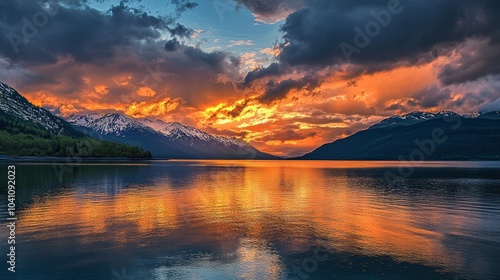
[1,161,499,279]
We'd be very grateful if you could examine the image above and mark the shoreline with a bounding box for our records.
[1,155,500,163]
[0,155,159,162]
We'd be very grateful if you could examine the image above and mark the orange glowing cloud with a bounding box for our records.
[94,85,110,95]
[125,97,182,118]
[11,52,480,157]
[136,86,157,97]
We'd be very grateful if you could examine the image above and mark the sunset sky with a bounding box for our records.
[1,0,500,157]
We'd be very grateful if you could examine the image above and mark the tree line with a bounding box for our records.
[0,111,152,158]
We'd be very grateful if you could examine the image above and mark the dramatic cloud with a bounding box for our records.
[256,128,317,142]
[259,76,320,104]
[246,0,500,85]
[0,0,173,64]
[0,0,242,122]
[2,0,500,157]
[411,86,452,109]
[170,0,199,15]
[244,62,283,85]
[164,38,181,52]
[439,39,500,85]
[480,98,500,113]
[234,0,304,23]
[168,23,195,38]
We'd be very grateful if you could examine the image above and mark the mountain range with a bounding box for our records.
[0,82,77,135]
[0,81,276,159]
[298,111,500,160]
[66,113,278,159]
[2,81,499,160]
[0,82,151,158]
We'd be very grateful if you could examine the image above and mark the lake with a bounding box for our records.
[1,160,500,279]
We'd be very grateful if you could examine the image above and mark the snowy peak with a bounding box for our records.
[0,82,72,134]
[215,135,252,149]
[370,111,477,129]
[396,111,458,121]
[69,113,253,149]
[67,113,157,136]
[65,113,276,159]
[138,118,170,131]
[160,122,213,141]
[66,113,103,126]
[138,118,251,148]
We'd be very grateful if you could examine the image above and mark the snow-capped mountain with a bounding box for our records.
[138,118,252,149]
[0,82,75,134]
[67,113,278,159]
[370,111,462,129]
[371,110,500,130]
[299,111,500,160]
[67,113,159,137]
[139,119,214,141]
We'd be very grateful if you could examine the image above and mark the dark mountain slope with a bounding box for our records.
[0,82,151,158]
[299,116,500,160]
[67,113,280,159]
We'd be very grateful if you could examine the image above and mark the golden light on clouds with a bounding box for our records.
[60,104,79,115]
[1,0,498,160]
[136,86,157,97]
[94,85,109,95]
[113,75,132,86]
[125,97,182,117]
[15,53,491,157]
[259,47,280,57]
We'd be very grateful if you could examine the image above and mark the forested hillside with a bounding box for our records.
[0,110,152,158]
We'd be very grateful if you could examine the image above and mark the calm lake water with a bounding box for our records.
[1,160,500,280]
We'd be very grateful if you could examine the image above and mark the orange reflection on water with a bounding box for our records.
[18,161,479,275]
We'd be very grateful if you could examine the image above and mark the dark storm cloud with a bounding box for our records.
[0,0,244,111]
[244,62,284,85]
[385,103,408,112]
[0,0,198,65]
[438,40,500,85]
[411,86,451,109]
[245,0,500,85]
[259,76,320,104]
[234,0,303,21]
[168,23,194,38]
[173,44,241,73]
[170,0,198,15]
[164,38,181,51]
[452,88,498,111]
